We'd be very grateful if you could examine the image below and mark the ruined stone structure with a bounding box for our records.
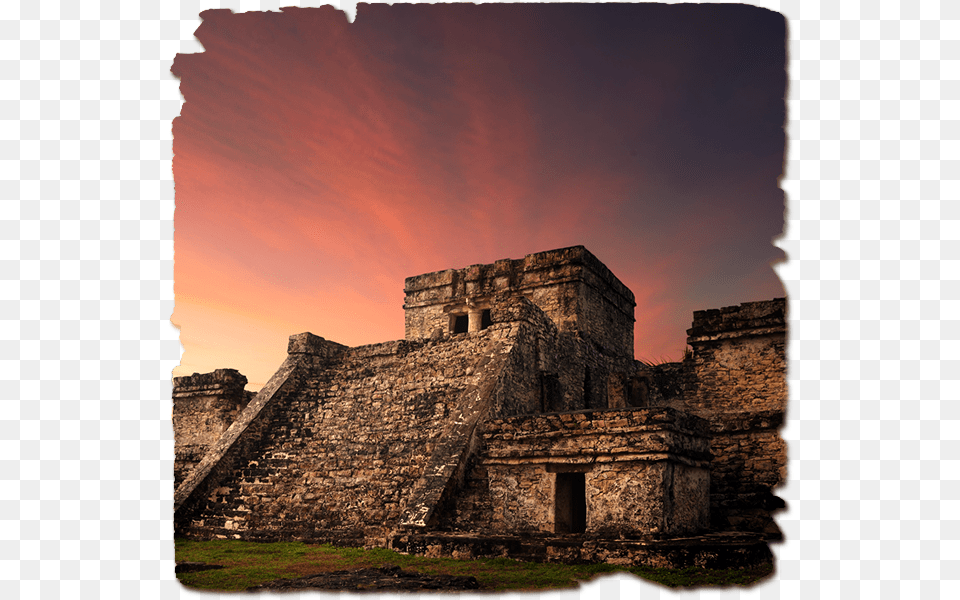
[173,246,786,569]
[172,369,254,488]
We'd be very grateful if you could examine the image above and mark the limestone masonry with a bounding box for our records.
[174,246,786,569]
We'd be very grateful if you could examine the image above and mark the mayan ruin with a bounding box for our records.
[173,246,786,569]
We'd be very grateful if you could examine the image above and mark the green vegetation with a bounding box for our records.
[175,538,774,591]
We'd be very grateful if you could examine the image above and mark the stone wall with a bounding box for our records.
[403,246,636,359]
[707,411,786,534]
[683,298,787,536]
[686,298,787,414]
[439,407,711,538]
[391,531,773,570]
[172,369,253,487]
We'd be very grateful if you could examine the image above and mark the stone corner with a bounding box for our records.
[287,332,349,357]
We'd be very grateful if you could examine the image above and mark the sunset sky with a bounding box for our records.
[171,3,787,390]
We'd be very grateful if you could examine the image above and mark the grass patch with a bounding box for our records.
[175,538,773,592]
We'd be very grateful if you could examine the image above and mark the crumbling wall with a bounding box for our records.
[707,411,786,534]
[489,297,649,416]
[684,298,787,536]
[172,369,253,487]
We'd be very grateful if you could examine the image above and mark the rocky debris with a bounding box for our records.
[175,561,225,574]
[247,564,480,591]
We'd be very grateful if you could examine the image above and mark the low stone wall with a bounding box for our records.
[391,531,773,570]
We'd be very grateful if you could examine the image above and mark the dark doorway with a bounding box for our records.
[583,367,592,407]
[480,309,492,330]
[555,473,587,534]
[452,314,468,334]
[627,377,649,407]
[540,372,562,412]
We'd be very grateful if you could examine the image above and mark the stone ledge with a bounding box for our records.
[389,531,774,570]
[485,406,710,438]
[707,409,784,433]
[482,453,712,469]
[686,298,786,342]
[479,407,713,470]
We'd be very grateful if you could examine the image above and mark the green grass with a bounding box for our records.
[175,538,774,591]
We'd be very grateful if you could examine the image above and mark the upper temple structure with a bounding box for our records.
[173,246,787,569]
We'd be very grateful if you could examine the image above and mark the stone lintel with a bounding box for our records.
[482,408,711,467]
[488,407,710,437]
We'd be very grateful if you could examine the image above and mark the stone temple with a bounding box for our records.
[173,246,786,568]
